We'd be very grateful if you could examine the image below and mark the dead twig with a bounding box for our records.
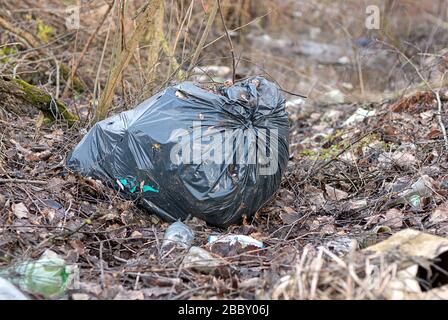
[0,178,47,185]
[217,0,235,83]
[62,1,113,98]
[93,0,163,123]
[435,90,448,150]
[186,0,219,77]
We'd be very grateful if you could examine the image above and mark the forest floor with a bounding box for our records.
[1,84,448,299]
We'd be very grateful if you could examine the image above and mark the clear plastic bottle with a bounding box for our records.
[161,221,194,250]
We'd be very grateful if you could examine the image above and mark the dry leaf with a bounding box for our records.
[70,239,86,255]
[325,185,348,201]
[381,208,403,228]
[41,207,56,223]
[348,199,367,210]
[12,202,29,219]
[429,203,448,224]
[114,290,144,300]
[391,151,417,167]
[25,150,51,162]
[280,206,301,224]
[321,223,336,235]
[425,129,442,140]
[130,230,143,238]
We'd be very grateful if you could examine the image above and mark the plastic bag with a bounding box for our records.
[67,77,289,227]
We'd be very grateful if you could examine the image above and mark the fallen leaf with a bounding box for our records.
[239,277,261,290]
[429,203,448,224]
[325,185,348,201]
[41,207,56,223]
[12,202,29,219]
[381,208,403,228]
[70,239,86,255]
[391,151,417,167]
[114,290,144,300]
[280,206,301,224]
[305,186,325,210]
[321,223,336,235]
[130,230,143,238]
[348,199,367,210]
[25,150,51,162]
[425,129,442,140]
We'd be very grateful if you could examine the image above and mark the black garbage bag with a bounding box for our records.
[67,76,289,227]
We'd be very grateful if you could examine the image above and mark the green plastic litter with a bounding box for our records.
[116,176,158,193]
[143,185,159,193]
[409,194,421,208]
[1,250,72,298]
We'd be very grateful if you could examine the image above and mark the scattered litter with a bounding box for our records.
[343,107,376,126]
[0,277,28,300]
[286,98,306,108]
[392,175,435,210]
[364,229,448,299]
[161,221,194,251]
[337,56,350,64]
[208,234,264,249]
[0,250,78,298]
[182,246,224,274]
[67,77,289,227]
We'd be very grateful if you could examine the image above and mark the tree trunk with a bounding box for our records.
[0,77,79,126]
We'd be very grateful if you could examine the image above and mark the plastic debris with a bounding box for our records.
[161,221,194,251]
[393,175,435,210]
[285,98,306,108]
[0,277,28,300]
[343,108,376,126]
[208,234,264,249]
[67,77,289,227]
[0,250,77,298]
[364,229,448,299]
[182,246,223,274]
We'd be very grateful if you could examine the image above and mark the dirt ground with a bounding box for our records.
[1,0,448,300]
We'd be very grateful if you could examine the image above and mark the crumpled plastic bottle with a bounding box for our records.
[0,277,28,300]
[161,221,194,251]
[0,250,76,298]
[397,175,434,210]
